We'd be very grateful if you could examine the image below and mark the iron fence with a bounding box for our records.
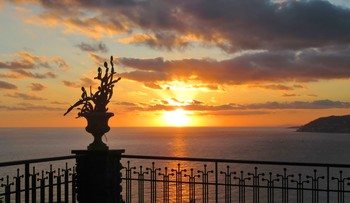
[121,155,350,203]
[0,155,77,203]
[1,154,350,203]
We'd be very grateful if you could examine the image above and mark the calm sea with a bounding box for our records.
[0,127,349,164]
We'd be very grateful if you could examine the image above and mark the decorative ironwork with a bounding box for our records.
[2,154,350,202]
[262,172,279,203]
[134,165,148,203]
[332,170,350,203]
[146,162,161,203]
[0,155,76,203]
[172,163,187,203]
[185,168,200,202]
[306,169,324,203]
[198,164,214,202]
[221,165,236,202]
[121,154,350,203]
[124,161,136,203]
[158,167,174,203]
[248,167,264,203]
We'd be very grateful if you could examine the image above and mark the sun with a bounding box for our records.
[163,108,190,127]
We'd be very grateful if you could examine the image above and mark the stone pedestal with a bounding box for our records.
[72,150,125,203]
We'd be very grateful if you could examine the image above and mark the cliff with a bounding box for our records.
[297,115,350,133]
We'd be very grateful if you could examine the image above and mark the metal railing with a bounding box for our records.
[121,155,350,203]
[0,155,77,203]
[1,154,350,203]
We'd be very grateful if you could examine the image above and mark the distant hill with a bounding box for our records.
[297,115,350,133]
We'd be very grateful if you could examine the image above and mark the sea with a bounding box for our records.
[0,127,350,164]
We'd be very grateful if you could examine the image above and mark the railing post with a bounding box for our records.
[215,162,218,203]
[25,163,29,203]
[327,167,330,203]
[72,149,125,203]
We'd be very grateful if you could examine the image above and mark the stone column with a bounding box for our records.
[72,150,125,203]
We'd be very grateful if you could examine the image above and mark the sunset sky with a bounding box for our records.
[1,0,350,127]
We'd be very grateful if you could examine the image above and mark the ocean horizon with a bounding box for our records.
[1,127,350,164]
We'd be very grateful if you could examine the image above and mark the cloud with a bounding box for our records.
[0,52,69,70]
[0,52,66,81]
[282,93,299,97]
[114,101,138,106]
[0,70,57,79]
[51,101,69,105]
[62,80,78,88]
[307,94,318,97]
[251,84,294,91]
[117,99,350,113]
[0,80,17,90]
[0,102,64,111]
[28,83,47,91]
[62,77,97,88]
[4,92,46,100]
[116,47,350,86]
[245,100,350,109]
[196,110,270,116]
[89,53,107,66]
[119,33,191,50]
[75,41,108,53]
[11,0,350,51]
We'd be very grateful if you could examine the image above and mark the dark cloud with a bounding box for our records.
[117,47,350,86]
[4,92,46,100]
[10,0,350,51]
[7,0,350,89]
[75,42,108,53]
[0,80,17,90]
[28,83,47,91]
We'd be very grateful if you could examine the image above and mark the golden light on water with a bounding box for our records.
[163,109,191,127]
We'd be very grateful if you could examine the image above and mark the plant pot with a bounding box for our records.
[83,112,114,150]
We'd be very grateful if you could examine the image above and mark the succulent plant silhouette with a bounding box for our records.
[64,56,121,118]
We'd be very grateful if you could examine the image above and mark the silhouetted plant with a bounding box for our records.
[64,56,121,118]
